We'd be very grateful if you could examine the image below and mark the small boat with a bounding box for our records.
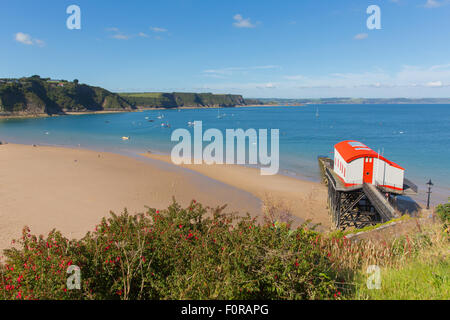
[121,136,130,140]
[157,113,164,119]
[315,107,319,118]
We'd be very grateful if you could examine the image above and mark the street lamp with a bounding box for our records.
[426,179,433,210]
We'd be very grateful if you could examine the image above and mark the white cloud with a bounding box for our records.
[106,28,134,40]
[197,63,450,98]
[424,0,443,8]
[283,75,306,81]
[150,27,168,33]
[14,32,45,46]
[426,80,443,87]
[15,32,32,45]
[138,32,149,38]
[232,14,256,28]
[203,65,279,77]
[280,64,450,89]
[257,83,276,89]
[112,33,130,40]
[354,33,368,40]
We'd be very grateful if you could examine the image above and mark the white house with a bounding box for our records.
[333,140,404,191]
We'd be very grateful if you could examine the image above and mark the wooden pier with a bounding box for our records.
[319,157,418,230]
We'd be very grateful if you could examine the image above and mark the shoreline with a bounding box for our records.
[0,104,285,120]
[0,109,136,120]
[0,143,330,254]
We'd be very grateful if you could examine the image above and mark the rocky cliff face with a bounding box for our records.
[0,76,134,116]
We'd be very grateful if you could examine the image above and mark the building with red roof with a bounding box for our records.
[334,140,404,191]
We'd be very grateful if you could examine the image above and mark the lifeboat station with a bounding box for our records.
[319,140,418,229]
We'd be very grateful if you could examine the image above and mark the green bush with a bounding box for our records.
[0,200,340,300]
[436,198,450,231]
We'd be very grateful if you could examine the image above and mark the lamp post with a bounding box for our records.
[426,179,433,210]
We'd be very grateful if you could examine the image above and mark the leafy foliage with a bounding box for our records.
[119,92,247,108]
[436,198,450,232]
[0,200,340,300]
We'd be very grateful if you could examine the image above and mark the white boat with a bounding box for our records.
[157,113,164,119]
[121,136,130,140]
[315,107,319,118]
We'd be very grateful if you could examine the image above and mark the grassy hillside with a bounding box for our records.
[119,92,251,108]
[0,76,134,116]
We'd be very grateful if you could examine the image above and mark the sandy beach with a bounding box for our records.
[142,153,330,227]
[0,143,329,255]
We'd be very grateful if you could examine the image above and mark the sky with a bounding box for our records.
[1,0,449,99]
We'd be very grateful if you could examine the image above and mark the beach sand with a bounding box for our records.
[0,143,329,255]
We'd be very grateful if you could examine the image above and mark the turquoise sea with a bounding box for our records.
[0,104,449,205]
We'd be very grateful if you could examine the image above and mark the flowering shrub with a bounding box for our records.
[0,228,85,300]
[0,199,341,300]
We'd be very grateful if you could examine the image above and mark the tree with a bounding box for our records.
[73,79,79,85]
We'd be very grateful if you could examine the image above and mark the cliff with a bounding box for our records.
[0,76,134,116]
[119,92,251,108]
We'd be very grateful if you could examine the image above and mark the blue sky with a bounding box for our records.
[1,0,449,98]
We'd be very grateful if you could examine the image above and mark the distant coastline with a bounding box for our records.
[2,76,449,120]
[258,97,450,105]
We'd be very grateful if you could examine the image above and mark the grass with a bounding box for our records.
[353,248,449,299]
[321,218,449,300]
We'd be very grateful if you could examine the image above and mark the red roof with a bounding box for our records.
[334,140,404,170]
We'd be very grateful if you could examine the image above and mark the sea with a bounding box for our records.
[0,104,449,205]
